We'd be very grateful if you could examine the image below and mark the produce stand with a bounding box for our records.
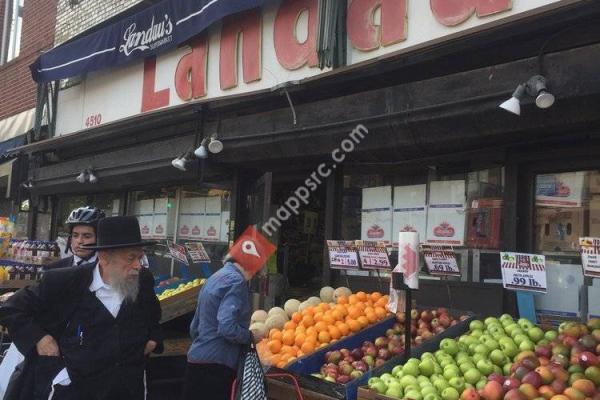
[268,311,474,400]
[0,279,37,289]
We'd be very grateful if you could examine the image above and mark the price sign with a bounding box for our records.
[580,237,600,278]
[185,242,211,263]
[500,252,547,293]
[421,245,460,276]
[326,240,359,270]
[355,241,391,270]
[168,241,189,265]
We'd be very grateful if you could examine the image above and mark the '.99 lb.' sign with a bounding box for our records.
[326,240,359,270]
[500,252,547,294]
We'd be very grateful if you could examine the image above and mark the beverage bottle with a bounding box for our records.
[31,241,39,264]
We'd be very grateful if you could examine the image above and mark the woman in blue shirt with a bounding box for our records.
[181,258,259,400]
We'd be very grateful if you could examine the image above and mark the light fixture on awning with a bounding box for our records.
[499,75,555,116]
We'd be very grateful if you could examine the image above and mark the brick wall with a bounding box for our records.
[0,0,58,122]
[54,0,144,45]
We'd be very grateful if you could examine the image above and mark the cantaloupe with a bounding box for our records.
[249,322,267,340]
[264,314,286,331]
[298,301,311,312]
[333,286,352,302]
[319,286,335,303]
[251,309,268,324]
[284,299,301,317]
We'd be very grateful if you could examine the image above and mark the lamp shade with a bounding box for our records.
[171,158,187,171]
[499,97,521,116]
[208,138,223,154]
[535,90,555,109]
[194,144,208,159]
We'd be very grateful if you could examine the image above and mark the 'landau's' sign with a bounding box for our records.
[119,14,174,56]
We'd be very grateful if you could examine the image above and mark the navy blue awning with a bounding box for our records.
[31,0,265,83]
[0,135,25,159]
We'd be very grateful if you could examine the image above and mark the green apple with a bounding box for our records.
[422,352,435,360]
[492,365,503,376]
[503,362,512,376]
[500,314,514,326]
[448,377,465,393]
[471,353,485,365]
[441,387,460,400]
[469,320,484,331]
[584,366,600,385]
[405,390,423,400]
[419,359,436,377]
[424,394,440,400]
[440,359,456,369]
[381,373,394,383]
[403,362,420,377]
[421,386,438,397]
[527,327,544,343]
[544,330,558,341]
[487,324,505,336]
[489,349,506,366]
[470,329,483,338]
[499,337,519,358]
[371,380,387,394]
[392,365,404,378]
[504,323,520,335]
[517,318,534,331]
[513,334,529,346]
[417,376,431,385]
[463,368,482,384]
[386,384,403,399]
[474,344,490,356]
[434,364,443,375]
[440,339,460,356]
[519,340,535,352]
[476,379,487,390]
[443,367,461,381]
[433,379,449,393]
[400,375,419,389]
[476,359,494,376]
[482,338,500,351]
[459,362,476,374]
[484,317,500,326]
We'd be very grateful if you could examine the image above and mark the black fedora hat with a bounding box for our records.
[81,216,155,250]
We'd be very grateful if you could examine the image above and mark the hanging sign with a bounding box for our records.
[500,252,547,293]
[421,245,460,277]
[355,240,391,270]
[579,237,600,278]
[326,240,359,270]
[167,241,189,265]
[185,242,211,263]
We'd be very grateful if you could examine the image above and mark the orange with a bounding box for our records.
[322,314,335,325]
[314,312,324,322]
[302,307,315,317]
[305,326,318,337]
[314,321,328,333]
[318,303,330,312]
[366,312,378,324]
[335,305,348,317]
[357,316,369,328]
[270,354,282,365]
[375,307,387,319]
[337,322,350,336]
[348,319,361,332]
[281,345,294,355]
[270,330,283,341]
[301,341,315,354]
[331,309,343,321]
[328,326,341,340]
[370,292,383,302]
[284,321,297,331]
[318,331,331,344]
[364,306,375,315]
[268,339,282,354]
[294,332,306,347]
[337,295,348,305]
[282,331,295,346]
[291,312,302,323]
[348,306,361,320]
[375,297,388,308]
[356,291,368,301]
[276,360,287,368]
[301,315,315,328]
[348,294,359,305]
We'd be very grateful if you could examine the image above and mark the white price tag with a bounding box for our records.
[422,245,460,276]
[580,237,600,278]
[327,240,360,270]
[500,252,547,293]
[185,242,211,263]
[356,241,391,270]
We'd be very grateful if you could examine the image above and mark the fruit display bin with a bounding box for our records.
[159,285,202,323]
[272,311,474,400]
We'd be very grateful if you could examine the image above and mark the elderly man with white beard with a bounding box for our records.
[0,216,163,400]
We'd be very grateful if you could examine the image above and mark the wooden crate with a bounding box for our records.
[151,337,191,358]
[0,279,37,289]
[267,377,337,400]
[356,386,396,400]
[159,285,201,323]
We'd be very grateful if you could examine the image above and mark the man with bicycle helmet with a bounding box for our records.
[47,206,105,269]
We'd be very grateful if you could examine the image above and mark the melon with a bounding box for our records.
[319,286,335,303]
[249,322,268,340]
[267,307,288,320]
[333,287,352,302]
[251,309,268,324]
[284,299,301,317]
[307,296,321,306]
[298,301,311,313]
[265,314,286,331]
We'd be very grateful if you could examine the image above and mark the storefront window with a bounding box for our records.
[340,166,504,280]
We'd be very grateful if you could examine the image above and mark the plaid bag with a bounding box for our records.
[231,343,268,400]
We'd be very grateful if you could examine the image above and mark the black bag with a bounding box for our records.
[231,343,268,400]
